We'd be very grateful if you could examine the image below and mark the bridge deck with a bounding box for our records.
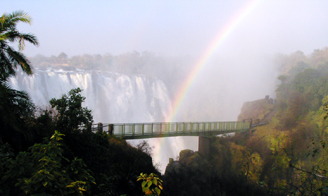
[93,121,250,139]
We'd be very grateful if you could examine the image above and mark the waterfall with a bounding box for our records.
[9,69,172,123]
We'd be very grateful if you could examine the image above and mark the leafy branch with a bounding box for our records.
[137,173,163,196]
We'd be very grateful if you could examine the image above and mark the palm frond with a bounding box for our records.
[1,28,38,49]
[2,11,31,25]
[2,30,20,42]
[6,46,32,74]
[0,11,37,79]
[0,48,16,78]
[20,33,39,46]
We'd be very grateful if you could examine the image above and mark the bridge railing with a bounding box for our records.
[92,121,250,138]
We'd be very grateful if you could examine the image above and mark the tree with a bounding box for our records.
[0,11,38,81]
[277,74,288,84]
[58,52,68,59]
[49,88,93,134]
[0,11,38,153]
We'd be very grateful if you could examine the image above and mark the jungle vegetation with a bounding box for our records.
[0,11,159,196]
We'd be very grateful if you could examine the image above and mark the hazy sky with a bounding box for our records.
[3,0,328,58]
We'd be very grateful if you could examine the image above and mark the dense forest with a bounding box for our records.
[163,48,328,196]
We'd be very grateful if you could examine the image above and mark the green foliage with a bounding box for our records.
[0,10,38,81]
[137,173,163,196]
[50,88,93,133]
[64,131,160,195]
[1,85,159,195]
[0,80,35,153]
[1,131,95,195]
[323,96,328,121]
[277,74,288,84]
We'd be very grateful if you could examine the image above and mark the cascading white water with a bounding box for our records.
[9,69,172,123]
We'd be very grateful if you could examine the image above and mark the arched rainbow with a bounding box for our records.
[165,0,261,122]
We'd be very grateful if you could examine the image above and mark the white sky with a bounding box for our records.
[3,0,328,57]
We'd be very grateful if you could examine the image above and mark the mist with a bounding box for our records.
[3,1,328,57]
[4,0,328,173]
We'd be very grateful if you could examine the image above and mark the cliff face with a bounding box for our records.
[237,96,275,122]
[163,150,214,196]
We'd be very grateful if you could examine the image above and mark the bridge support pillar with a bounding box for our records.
[108,124,113,135]
[97,123,103,133]
[86,123,92,132]
[198,136,211,158]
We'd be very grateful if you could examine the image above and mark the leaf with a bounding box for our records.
[145,189,153,195]
[147,180,152,187]
[155,187,161,195]
[142,186,148,192]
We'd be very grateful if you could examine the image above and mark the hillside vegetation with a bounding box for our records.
[163,48,328,196]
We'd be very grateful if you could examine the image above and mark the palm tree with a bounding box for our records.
[0,11,38,152]
[0,10,39,81]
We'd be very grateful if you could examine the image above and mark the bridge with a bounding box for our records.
[92,121,250,139]
[92,121,250,157]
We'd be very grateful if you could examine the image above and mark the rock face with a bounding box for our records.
[237,96,275,122]
[163,150,214,196]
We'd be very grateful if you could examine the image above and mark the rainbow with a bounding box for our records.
[152,0,261,173]
[165,0,261,122]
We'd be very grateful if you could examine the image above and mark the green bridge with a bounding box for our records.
[93,121,250,140]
